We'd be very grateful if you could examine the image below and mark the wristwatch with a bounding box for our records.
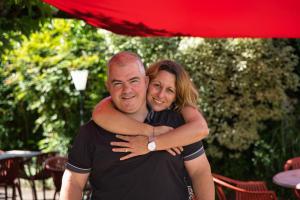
[147,136,156,151]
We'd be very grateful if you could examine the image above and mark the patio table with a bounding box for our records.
[0,150,41,160]
[273,169,300,199]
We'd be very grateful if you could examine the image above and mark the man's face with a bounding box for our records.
[107,61,148,114]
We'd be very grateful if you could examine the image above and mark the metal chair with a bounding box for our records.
[283,157,300,199]
[284,156,300,171]
[213,173,277,200]
[44,156,92,200]
[0,157,23,200]
[44,156,67,200]
[20,152,57,200]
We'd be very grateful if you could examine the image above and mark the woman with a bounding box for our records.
[92,60,209,159]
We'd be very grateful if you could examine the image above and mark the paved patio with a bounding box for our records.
[22,186,56,200]
[0,179,56,200]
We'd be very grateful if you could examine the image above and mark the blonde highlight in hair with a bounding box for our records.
[146,60,198,112]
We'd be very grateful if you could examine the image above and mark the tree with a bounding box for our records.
[177,38,299,178]
[2,19,107,153]
[177,39,298,150]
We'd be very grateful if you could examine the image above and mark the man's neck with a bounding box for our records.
[126,105,149,122]
[111,101,149,122]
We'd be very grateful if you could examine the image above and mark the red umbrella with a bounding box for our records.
[43,0,300,38]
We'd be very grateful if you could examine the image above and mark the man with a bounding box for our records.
[60,51,214,200]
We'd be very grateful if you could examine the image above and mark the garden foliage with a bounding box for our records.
[1,20,299,191]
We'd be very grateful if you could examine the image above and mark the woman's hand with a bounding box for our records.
[111,134,184,160]
[166,147,184,156]
[154,126,183,156]
[111,135,149,160]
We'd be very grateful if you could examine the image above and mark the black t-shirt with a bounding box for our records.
[66,109,204,200]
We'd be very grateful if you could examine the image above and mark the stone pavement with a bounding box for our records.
[0,179,56,200]
[21,186,56,200]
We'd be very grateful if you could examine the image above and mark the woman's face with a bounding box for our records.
[147,70,176,111]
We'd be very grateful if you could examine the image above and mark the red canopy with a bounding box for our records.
[43,0,300,38]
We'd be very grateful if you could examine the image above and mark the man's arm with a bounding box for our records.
[184,154,215,200]
[59,169,89,200]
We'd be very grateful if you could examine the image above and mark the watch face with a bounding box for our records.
[148,141,156,151]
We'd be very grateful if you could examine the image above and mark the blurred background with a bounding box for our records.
[1,1,299,199]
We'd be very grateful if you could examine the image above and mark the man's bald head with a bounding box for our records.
[107,51,145,76]
[105,51,149,117]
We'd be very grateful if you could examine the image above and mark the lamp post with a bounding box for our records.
[70,69,89,125]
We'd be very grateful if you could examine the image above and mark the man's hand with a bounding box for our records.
[111,135,149,160]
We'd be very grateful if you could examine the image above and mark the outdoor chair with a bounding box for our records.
[213,173,277,200]
[20,152,57,200]
[283,157,300,199]
[44,156,91,200]
[284,156,300,171]
[213,173,268,191]
[0,157,23,200]
[44,156,67,200]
